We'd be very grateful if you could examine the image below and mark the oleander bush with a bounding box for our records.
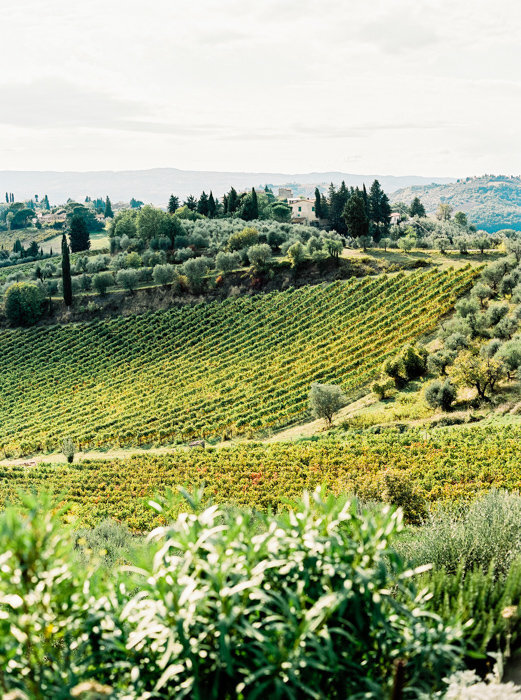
[0,490,464,699]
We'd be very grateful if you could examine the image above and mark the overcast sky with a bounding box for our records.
[1,0,520,176]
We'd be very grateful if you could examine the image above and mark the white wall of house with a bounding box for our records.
[290,199,317,222]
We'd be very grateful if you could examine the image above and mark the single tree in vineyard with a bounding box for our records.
[308,383,346,427]
[69,214,90,253]
[61,234,73,307]
[167,194,180,214]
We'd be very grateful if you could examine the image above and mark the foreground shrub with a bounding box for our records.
[0,490,463,698]
[397,490,521,578]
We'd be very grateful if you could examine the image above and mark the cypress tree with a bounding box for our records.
[104,196,114,218]
[69,214,91,252]
[208,191,216,218]
[61,234,73,307]
[227,187,239,214]
[314,187,322,219]
[409,197,426,217]
[343,191,369,240]
[184,195,197,211]
[197,191,209,216]
[167,194,179,214]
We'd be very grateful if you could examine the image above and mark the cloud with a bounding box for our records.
[0,79,145,129]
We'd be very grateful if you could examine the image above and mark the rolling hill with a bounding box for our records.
[391,175,521,232]
[0,168,454,206]
[0,268,475,457]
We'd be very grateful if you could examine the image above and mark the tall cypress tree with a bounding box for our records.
[167,194,179,214]
[69,215,90,253]
[61,234,72,307]
[368,180,391,241]
[208,191,216,218]
[343,191,369,240]
[227,187,239,214]
[197,191,209,216]
[314,187,322,219]
[104,196,113,218]
[240,188,259,221]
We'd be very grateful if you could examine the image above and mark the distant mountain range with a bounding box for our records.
[0,168,454,207]
[391,175,521,233]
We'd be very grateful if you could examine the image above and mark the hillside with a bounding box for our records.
[0,168,454,206]
[0,423,518,529]
[391,175,521,232]
[0,268,475,457]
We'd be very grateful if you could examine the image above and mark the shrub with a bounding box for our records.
[0,490,463,698]
[308,383,346,427]
[62,436,75,463]
[228,226,259,252]
[427,349,457,376]
[400,344,428,380]
[382,355,407,388]
[125,251,142,269]
[182,256,212,293]
[371,377,395,400]
[4,282,44,326]
[397,490,521,578]
[424,379,457,411]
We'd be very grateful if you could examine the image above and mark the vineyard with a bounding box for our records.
[0,422,519,529]
[0,267,476,456]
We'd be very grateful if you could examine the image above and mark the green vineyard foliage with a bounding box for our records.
[0,267,476,456]
[1,422,517,530]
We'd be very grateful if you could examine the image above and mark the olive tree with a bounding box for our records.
[215,251,240,275]
[4,282,44,326]
[93,271,114,296]
[247,243,272,271]
[116,268,139,294]
[152,263,176,287]
[308,383,346,427]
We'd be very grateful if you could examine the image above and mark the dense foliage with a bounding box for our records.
[0,268,475,456]
[3,421,521,529]
[0,490,464,699]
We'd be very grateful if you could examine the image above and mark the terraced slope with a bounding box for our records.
[0,423,518,529]
[0,267,476,456]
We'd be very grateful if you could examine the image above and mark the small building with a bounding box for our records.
[290,198,317,224]
[277,187,293,200]
[390,212,401,226]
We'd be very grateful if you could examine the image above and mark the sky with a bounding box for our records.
[1,0,520,176]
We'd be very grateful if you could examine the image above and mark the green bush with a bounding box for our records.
[397,490,521,578]
[4,282,44,326]
[0,490,463,698]
[425,378,457,411]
